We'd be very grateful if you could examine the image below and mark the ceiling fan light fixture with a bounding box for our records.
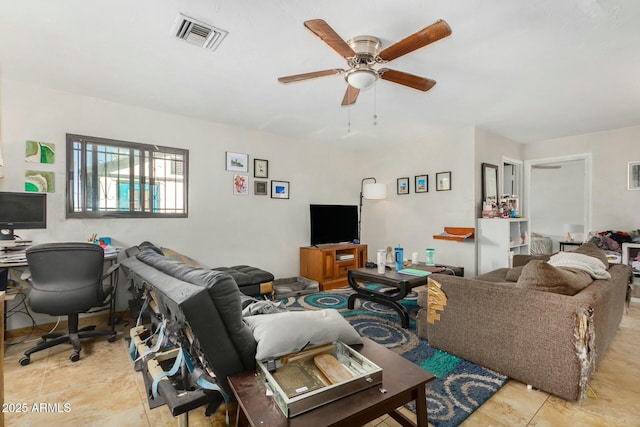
[345,67,378,90]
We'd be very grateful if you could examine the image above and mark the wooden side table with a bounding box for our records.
[228,337,435,427]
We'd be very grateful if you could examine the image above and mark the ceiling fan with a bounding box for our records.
[278,19,452,106]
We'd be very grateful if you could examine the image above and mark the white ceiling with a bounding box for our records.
[1,0,639,146]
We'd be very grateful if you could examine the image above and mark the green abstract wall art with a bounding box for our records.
[25,170,55,193]
[26,140,55,164]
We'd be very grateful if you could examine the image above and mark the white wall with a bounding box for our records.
[0,79,359,328]
[357,126,478,276]
[524,126,640,231]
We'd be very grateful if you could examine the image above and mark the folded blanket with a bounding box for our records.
[548,252,611,280]
[242,299,288,317]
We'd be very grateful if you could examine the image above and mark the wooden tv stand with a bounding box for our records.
[300,244,367,291]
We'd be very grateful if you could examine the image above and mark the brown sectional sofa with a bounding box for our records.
[416,250,632,402]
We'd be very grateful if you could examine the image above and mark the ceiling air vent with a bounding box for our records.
[173,13,228,51]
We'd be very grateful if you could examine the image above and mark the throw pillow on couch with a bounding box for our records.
[515,260,593,295]
[515,242,610,296]
[244,309,363,361]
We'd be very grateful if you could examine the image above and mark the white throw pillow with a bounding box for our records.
[244,309,363,361]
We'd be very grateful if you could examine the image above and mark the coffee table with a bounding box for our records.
[228,337,435,427]
[348,263,462,329]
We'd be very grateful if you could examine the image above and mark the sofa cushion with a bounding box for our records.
[515,260,593,295]
[244,309,362,360]
[475,268,511,283]
[505,265,525,282]
[213,265,274,286]
[573,242,609,267]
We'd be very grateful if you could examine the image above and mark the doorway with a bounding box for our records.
[502,157,522,198]
[502,156,523,215]
[524,154,592,252]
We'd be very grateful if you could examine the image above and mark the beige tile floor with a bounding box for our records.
[3,302,639,427]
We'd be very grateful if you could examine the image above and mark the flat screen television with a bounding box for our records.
[310,204,358,246]
[0,191,47,240]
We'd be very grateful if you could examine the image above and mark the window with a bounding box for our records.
[66,134,188,218]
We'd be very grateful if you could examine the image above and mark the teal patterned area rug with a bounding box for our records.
[283,288,508,427]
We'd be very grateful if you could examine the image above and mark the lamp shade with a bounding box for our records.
[362,182,387,200]
[563,224,583,233]
[562,223,584,242]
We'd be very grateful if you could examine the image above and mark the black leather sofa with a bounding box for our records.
[121,244,259,417]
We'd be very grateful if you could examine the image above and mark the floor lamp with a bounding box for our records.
[358,177,387,242]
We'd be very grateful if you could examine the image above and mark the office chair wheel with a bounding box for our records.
[108,334,117,343]
[19,356,30,366]
[70,353,80,362]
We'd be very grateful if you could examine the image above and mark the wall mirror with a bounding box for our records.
[481,163,499,202]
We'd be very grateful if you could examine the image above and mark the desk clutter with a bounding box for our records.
[0,240,31,266]
[88,235,118,257]
[1,242,31,293]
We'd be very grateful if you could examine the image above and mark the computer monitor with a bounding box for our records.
[0,191,47,240]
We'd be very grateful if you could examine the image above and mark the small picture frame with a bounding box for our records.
[233,174,249,195]
[397,177,409,195]
[271,180,290,199]
[254,158,268,178]
[436,171,452,191]
[226,151,248,172]
[415,174,428,193]
[628,161,640,190]
[254,180,268,195]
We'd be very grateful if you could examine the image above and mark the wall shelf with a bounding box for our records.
[433,227,475,242]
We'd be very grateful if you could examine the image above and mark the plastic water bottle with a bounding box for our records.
[426,248,435,266]
[394,245,404,271]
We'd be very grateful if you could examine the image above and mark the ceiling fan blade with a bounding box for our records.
[278,69,344,83]
[378,20,452,62]
[304,19,356,58]
[379,69,436,91]
[341,85,360,106]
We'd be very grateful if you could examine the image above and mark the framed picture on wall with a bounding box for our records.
[436,171,452,191]
[415,174,428,193]
[226,151,248,172]
[233,174,249,195]
[254,159,268,178]
[254,180,268,195]
[271,180,289,199]
[628,161,640,190]
[397,177,409,195]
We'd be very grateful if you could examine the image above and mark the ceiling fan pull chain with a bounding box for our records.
[348,102,351,133]
[373,85,378,126]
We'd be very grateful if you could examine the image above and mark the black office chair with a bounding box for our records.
[19,242,118,365]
